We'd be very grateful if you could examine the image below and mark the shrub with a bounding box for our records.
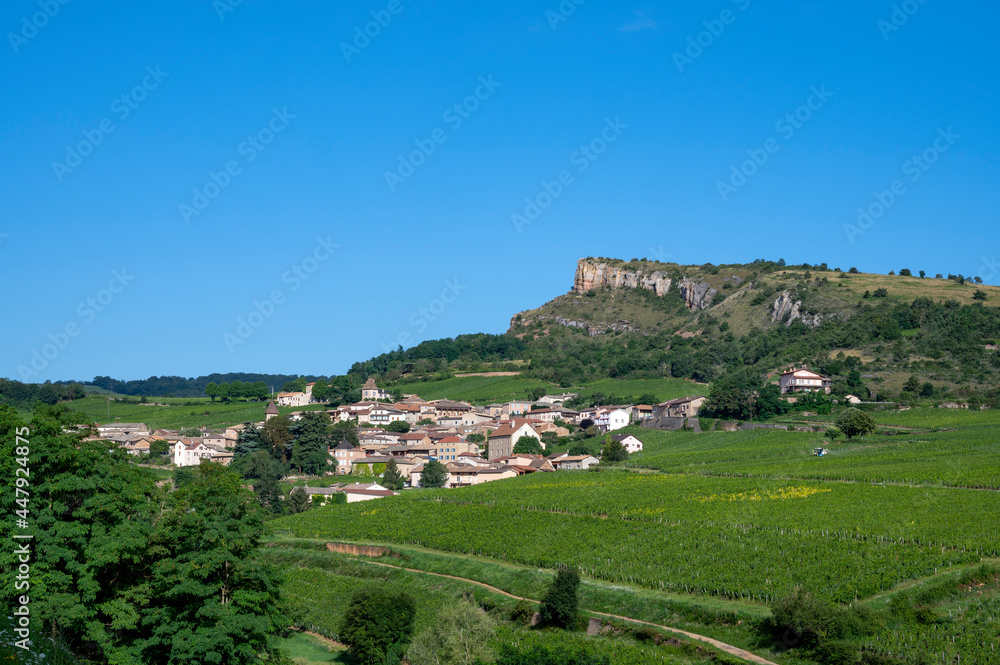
[339,587,417,665]
[539,567,581,629]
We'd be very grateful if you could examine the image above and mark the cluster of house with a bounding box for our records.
[93,379,746,502]
[87,421,237,466]
[305,432,645,502]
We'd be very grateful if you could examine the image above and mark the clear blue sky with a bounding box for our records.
[3,0,998,382]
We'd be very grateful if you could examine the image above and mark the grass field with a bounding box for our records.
[69,395,327,429]
[390,375,706,405]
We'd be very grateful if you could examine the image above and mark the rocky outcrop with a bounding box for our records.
[508,314,635,337]
[678,278,717,311]
[770,291,822,328]
[573,260,672,296]
[572,259,718,310]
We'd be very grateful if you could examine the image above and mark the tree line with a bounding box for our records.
[0,378,85,410]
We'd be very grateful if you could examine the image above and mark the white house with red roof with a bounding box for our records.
[779,368,832,394]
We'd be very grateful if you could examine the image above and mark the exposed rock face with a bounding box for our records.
[678,278,717,311]
[573,259,718,309]
[771,291,822,328]
[573,260,672,296]
[508,314,635,337]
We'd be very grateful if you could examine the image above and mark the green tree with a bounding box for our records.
[973,289,988,301]
[282,377,307,393]
[291,412,331,475]
[179,426,203,437]
[467,433,485,444]
[205,381,219,401]
[600,435,628,463]
[903,375,921,394]
[217,381,231,401]
[919,270,926,278]
[513,435,543,455]
[288,486,310,513]
[417,418,435,426]
[899,268,912,276]
[240,449,286,513]
[262,415,294,463]
[230,379,246,401]
[836,408,877,439]
[233,423,264,459]
[311,378,330,402]
[150,438,170,456]
[387,420,411,433]
[251,380,269,401]
[920,382,935,397]
[420,459,448,488]
[408,600,496,665]
[36,383,59,405]
[331,420,360,447]
[528,387,547,401]
[132,463,288,664]
[382,458,405,491]
[339,587,417,665]
[0,406,159,662]
[539,567,581,629]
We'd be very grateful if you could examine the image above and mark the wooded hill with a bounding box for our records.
[354,258,1000,405]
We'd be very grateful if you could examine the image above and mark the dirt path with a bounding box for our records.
[359,559,778,665]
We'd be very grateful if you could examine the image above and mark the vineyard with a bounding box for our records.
[620,425,1000,489]
[262,547,721,665]
[272,469,994,605]
[68,395,326,429]
[270,407,1000,663]
[388,375,703,405]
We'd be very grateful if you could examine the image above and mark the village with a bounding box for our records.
[90,369,839,503]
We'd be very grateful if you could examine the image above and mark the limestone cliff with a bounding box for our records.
[771,291,822,328]
[573,259,716,309]
[573,260,672,295]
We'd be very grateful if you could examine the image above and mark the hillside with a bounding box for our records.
[355,258,1000,405]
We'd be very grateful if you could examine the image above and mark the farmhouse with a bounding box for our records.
[276,391,310,407]
[779,368,832,395]
[487,420,543,460]
[653,396,707,419]
[611,433,644,453]
[550,455,599,470]
[96,422,150,437]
